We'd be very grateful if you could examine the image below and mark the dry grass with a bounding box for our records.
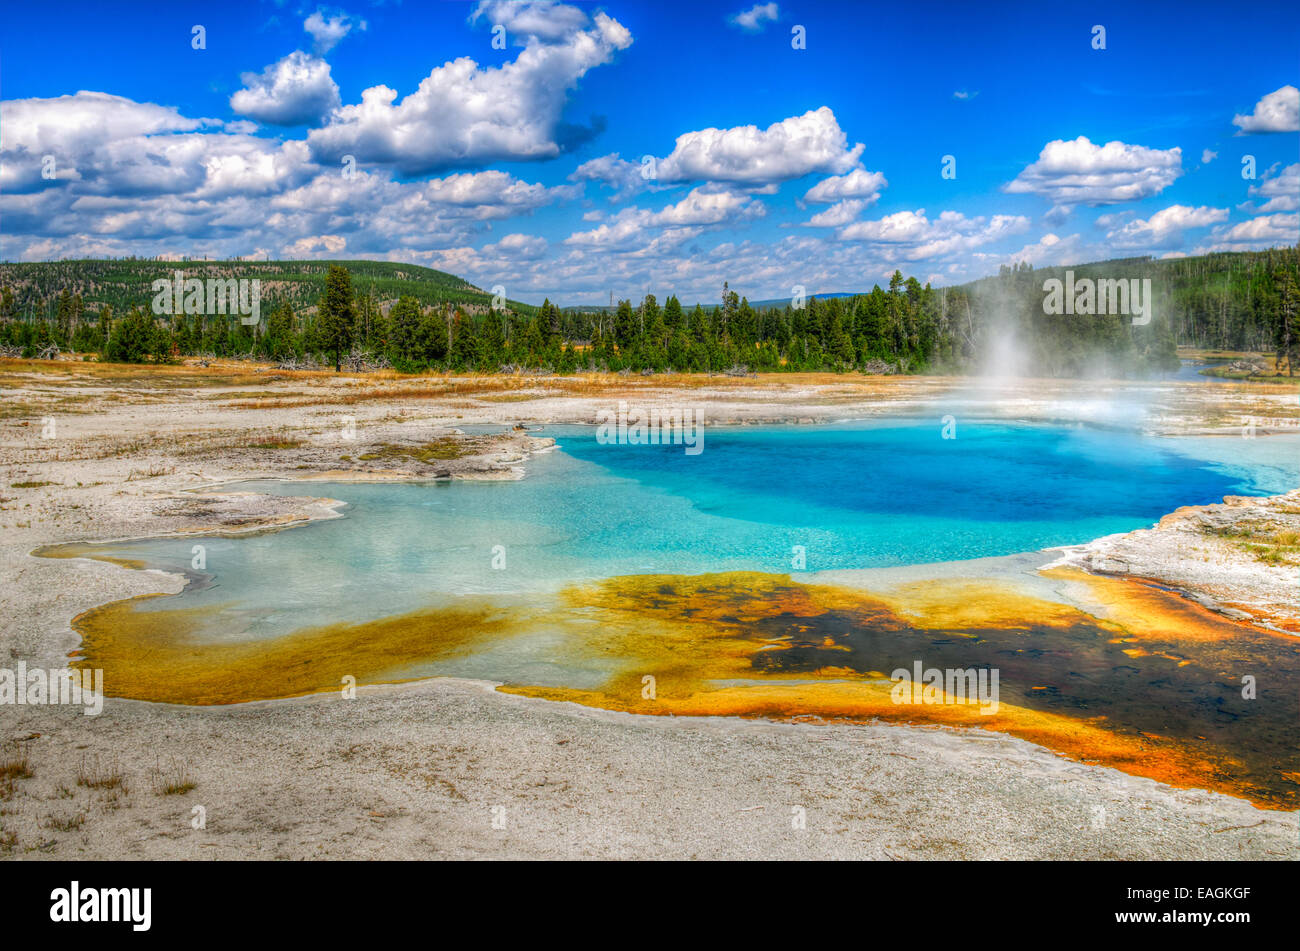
[1209,519,1300,565]
[71,432,196,461]
[239,433,306,450]
[0,356,335,389]
[479,392,549,402]
[355,438,471,464]
[149,756,196,796]
[1177,348,1276,361]
[223,379,534,410]
[0,743,32,782]
[0,401,43,420]
[125,464,176,481]
[5,361,935,425]
[77,754,128,792]
[42,811,86,832]
[216,370,920,410]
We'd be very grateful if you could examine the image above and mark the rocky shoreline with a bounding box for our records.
[1051,490,1300,635]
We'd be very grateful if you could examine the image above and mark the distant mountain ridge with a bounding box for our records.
[563,291,869,313]
[0,259,538,318]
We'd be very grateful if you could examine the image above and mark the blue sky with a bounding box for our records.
[1,0,1296,304]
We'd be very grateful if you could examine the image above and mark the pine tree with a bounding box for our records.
[97,305,113,357]
[55,289,73,345]
[1276,268,1299,376]
[541,298,562,348]
[480,309,506,368]
[319,265,355,371]
[388,296,422,364]
[105,307,160,363]
[663,295,683,333]
[263,301,297,361]
[449,310,478,368]
[613,299,635,351]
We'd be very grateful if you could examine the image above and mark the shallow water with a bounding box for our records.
[1165,358,1225,382]
[78,421,1296,641]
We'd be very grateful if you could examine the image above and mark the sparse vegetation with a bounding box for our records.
[240,433,306,450]
[355,438,470,464]
[77,754,127,792]
[0,743,32,782]
[125,464,176,481]
[1207,520,1300,564]
[149,757,196,796]
[42,811,86,832]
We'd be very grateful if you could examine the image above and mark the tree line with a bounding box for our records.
[2,249,1298,376]
[0,265,952,373]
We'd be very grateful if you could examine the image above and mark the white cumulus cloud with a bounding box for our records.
[304,9,366,55]
[284,234,347,255]
[1105,204,1228,248]
[728,3,779,32]
[837,209,1029,260]
[230,52,341,127]
[1232,85,1300,134]
[0,91,210,192]
[570,153,653,200]
[803,167,888,205]
[0,87,579,262]
[655,107,864,187]
[1247,162,1300,212]
[471,0,591,44]
[805,200,872,227]
[998,232,1086,269]
[564,186,763,249]
[1004,136,1183,205]
[307,5,631,174]
[1218,212,1299,243]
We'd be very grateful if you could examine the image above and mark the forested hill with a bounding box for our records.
[951,248,1300,355]
[0,259,536,319]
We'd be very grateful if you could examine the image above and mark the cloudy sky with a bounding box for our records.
[1,0,1297,305]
